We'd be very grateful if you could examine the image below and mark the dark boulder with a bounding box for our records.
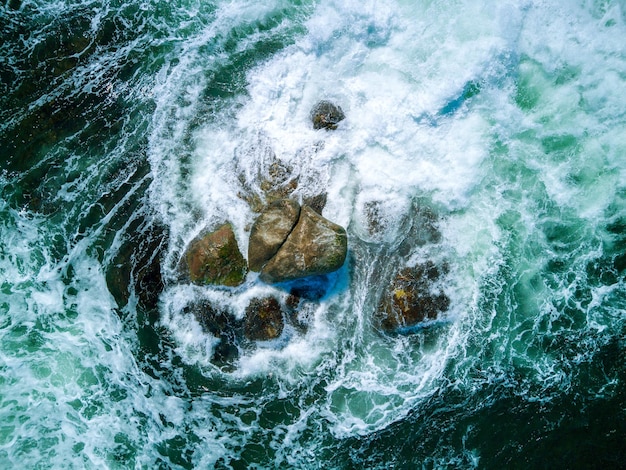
[185,301,243,368]
[248,199,301,272]
[310,100,345,130]
[303,193,327,215]
[259,206,347,284]
[244,296,285,341]
[375,261,450,332]
[106,217,167,311]
[182,223,247,287]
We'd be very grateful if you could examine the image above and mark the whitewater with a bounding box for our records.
[1,0,625,467]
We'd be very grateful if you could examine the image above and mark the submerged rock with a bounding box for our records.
[375,261,450,332]
[260,206,347,284]
[285,294,315,333]
[106,217,167,311]
[183,223,247,287]
[310,100,345,130]
[235,136,299,212]
[191,302,242,365]
[248,199,301,272]
[244,296,285,341]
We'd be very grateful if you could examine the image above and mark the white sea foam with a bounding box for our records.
[4,0,625,466]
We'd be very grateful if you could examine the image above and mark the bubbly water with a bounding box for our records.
[1,0,625,467]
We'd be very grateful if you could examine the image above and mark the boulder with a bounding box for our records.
[106,217,167,310]
[375,261,450,332]
[303,193,327,215]
[248,199,301,272]
[183,223,247,287]
[260,206,347,284]
[310,100,345,130]
[244,296,285,341]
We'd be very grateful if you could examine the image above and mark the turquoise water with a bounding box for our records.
[1,0,625,468]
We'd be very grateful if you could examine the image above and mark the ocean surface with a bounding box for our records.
[1,0,626,468]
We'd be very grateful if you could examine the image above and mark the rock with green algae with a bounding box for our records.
[183,223,247,287]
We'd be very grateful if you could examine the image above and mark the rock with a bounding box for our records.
[375,261,450,332]
[310,100,345,130]
[106,217,167,310]
[188,301,242,366]
[244,296,285,341]
[303,193,327,215]
[285,294,313,333]
[260,206,347,284]
[183,223,247,287]
[248,199,301,272]
[235,135,298,212]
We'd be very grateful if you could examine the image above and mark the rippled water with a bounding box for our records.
[1,0,625,467]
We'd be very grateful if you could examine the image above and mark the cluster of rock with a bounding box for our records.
[188,291,317,366]
[175,100,450,363]
[180,198,347,289]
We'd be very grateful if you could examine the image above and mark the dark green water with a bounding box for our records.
[1,0,625,468]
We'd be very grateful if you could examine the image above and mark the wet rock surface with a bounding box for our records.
[235,135,299,212]
[310,100,345,130]
[259,205,348,284]
[303,193,327,215]
[244,296,285,341]
[182,223,247,287]
[375,261,450,332]
[189,302,243,366]
[106,216,167,311]
[248,199,301,272]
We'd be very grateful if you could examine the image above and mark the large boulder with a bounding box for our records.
[183,223,247,287]
[248,199,300,272]
[310,100,345,130]
[259,206,347,284]
[244,296,285,341]
[375,261,449,332]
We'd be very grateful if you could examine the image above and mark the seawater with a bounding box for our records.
[1,0,625,468]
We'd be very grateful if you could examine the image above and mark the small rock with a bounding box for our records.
[248,199,301,272]
[183,223,247,287]
[260,206,347,284]
[310,100,345,130]
[375,261,450,332]
[244,296,285,341]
